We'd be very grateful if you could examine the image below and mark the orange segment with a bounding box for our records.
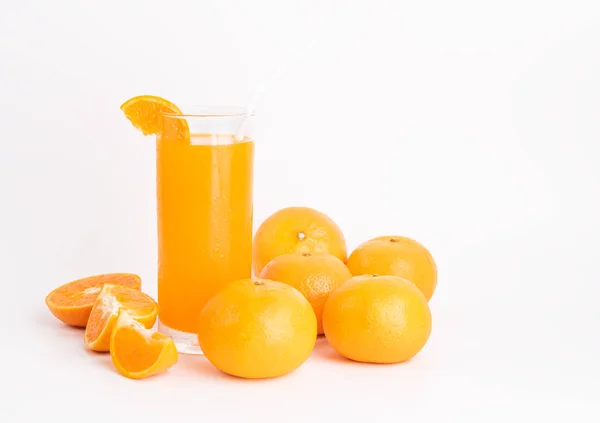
[110,311,178,379]
[120,95,189,142]
[45,273,141,327]
[84,284,158,352]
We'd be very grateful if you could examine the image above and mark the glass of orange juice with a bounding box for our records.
[156,107,254,354]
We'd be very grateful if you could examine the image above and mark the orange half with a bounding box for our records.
[84,284,158,352]
[120,95,189,142]
[110,311,178,379]
[45,273,141,327]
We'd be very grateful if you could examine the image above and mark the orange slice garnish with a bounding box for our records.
[45,273,141,327]
[84,284,158,352]
[120,95,189,141]
[110,310,178,379]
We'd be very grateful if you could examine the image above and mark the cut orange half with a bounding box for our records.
[45,273,141,327]
[120,95,189,141]
[110,311,178,379]
[84,284,158,352]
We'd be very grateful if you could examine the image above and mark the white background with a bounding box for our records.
[1,0,599,421]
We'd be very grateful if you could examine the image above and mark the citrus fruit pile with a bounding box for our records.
[44,95,437,380]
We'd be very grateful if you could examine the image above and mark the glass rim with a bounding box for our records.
[163,106,254,118]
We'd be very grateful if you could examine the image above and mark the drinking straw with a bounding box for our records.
[234,34,319,141]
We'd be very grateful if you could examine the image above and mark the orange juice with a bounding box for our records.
[157,132,254,335]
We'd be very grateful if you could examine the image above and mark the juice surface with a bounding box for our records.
[157,133,254,333]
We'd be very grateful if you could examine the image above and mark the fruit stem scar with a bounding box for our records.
[253,280,264,286]
[302,253,312,257]
[297,231,306,241]
[389,238,399,242]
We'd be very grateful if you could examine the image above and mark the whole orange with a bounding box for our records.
[323,275,432,364]
[252,207,347,276]
[197,278,317,379]
[259,252,352,335]
[346,236,437,300]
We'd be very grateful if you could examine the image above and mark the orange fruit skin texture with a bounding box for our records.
[84,284,158,352]
[198,278,317,379]
[323,275,432,364]
[110,312,178,380]
[253,207,347,276]
[259,253,352,335]
[45,273,141,327]
[346,236,437,301]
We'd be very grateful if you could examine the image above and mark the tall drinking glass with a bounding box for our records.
[156,107,254,354]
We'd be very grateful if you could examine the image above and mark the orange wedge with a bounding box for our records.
[45,273,141,327]
[120,95,189,141]
[84,284,158,352]
[110,311,178,379]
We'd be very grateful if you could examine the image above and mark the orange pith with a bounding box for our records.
[110,312,178,379]
[84,284,158,352]
[45,273,141,327]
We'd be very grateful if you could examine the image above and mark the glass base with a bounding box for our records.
[158,320,203,355]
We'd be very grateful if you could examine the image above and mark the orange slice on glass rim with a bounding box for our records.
[120,95,189,142]
[110,310,178,379]
[84,284,158,352]
[45,273,141,327]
